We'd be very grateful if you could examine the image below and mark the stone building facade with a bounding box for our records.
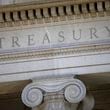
[0,0,110,110]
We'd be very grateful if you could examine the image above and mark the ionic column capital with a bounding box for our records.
[64,79,86,103]
[21,77,86,108]
[22,86,43,108]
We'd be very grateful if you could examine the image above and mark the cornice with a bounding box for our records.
[0,0,107,6]
[0,44,110,62]
[0,0,109,28]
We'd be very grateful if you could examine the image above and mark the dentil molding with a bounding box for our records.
[0,0,109,28]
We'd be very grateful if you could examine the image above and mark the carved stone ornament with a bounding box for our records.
[21,78,86,108]
[0,0,109,28]
[22,87,43,108]
[64,79,86,103]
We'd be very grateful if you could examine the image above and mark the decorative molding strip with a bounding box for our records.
[0,44,110,61]
[0,0,109,28]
